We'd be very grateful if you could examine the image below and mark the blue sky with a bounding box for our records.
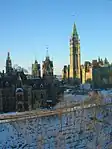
[0,0,112,74]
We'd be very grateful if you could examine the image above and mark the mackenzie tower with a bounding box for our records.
[69,23,81,79]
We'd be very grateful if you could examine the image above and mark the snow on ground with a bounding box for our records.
[55,94,88,109]
[0,90,111,149]
[56,89,112,109]
[0,103,111,149]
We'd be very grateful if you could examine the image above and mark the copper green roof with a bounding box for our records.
[72,23,78,38]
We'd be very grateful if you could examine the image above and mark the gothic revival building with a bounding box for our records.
[0,71,27,112]
[0,52,64,113]
[80,65,85,84]
[32,60,41,77]
[0,71,63,113]
[42,54,62,105]
[15,73,29,112]
[70,23,81,79]
[62,65,70,80]
[92,57,111,89]
[62,23,81,83]
[42,54,53,77]
[93,66,112,89]
[80,57,110,85]
[62,23,93,84]
[85,61,92,82]
[92,57,109,68]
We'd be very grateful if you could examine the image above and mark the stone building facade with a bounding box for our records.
[85,61,92,83]
[62,65,70,80]
[80,65,85,84]
[93,65,112,89]
[0,52,64,113]
[42,55,53,77]
[32,60,41,77]
[69,23,81,79]
[80,62,92,84]
[0,71,63,113]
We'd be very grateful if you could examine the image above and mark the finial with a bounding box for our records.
[34,55,37,63]
[7,48,10,56]
[46,46,49,58]
[7,51,11,60]
[51,56,53,61]
[33,51,37,61]
[8,52,10,57]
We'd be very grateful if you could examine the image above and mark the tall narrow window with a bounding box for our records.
[41,93,43,99]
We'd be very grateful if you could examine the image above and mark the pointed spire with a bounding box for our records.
[98,56,100,62]
[7,52,10,60]
[72,23,78,38]
[35,60,38,63]
[35,55,36,61]
[51,56,53,62]
[8,52,10,57]
[34,56,37,63]
[46,46,49,59]
[6,51,12,73]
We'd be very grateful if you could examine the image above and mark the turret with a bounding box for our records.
[32,60,41,77]
[42,49,53,77]
[6,52,12,73]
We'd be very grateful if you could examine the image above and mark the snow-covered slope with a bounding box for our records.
[0,101,111,149]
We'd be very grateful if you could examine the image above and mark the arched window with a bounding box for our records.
[41,93,44,99]
[5,81,9,87]
[40,84,43,88]
[33,84,36,88]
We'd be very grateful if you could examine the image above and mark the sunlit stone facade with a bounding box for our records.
[70,23,81,79]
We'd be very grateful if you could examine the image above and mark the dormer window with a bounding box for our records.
[33,84,36,88]
[45,82,48,86]
[5,81,9,87]
[41,93,43,99]
[40,84,43,88]
[16,88,24,93]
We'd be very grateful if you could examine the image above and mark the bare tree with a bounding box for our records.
[13,64,28,73]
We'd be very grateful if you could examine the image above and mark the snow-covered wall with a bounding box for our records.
[0,104,112,149]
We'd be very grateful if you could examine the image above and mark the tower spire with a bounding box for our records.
[70,23,81,79]
[46,46,49,59]
[7,52,10,60]
[72,23,78,38]
[34,55,37,63]
[6,51,12,73]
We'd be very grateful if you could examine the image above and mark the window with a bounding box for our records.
[41,93,43,99]
[40,84,43,88]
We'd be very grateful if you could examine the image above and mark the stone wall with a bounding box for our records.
[0,104,112,149]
